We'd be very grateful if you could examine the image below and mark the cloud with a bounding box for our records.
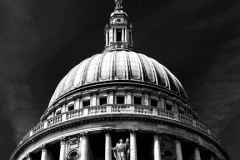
[189,37,240,135]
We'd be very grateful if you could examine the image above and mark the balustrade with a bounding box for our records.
[178,114,193,126]
[19,104,220,145]
[158,109,174,119]
[88,106,107,115]
[135,105,153,114]
[32,123,44,134]
[196,121,208,133]
[66,109,83,120]
[48,115,62,127]
[111,105,131,113]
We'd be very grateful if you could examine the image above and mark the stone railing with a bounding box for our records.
[18,104,220,145]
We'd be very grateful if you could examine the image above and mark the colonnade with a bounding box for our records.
[24,130,212,160]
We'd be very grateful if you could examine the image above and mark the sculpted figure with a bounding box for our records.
[115,0,123,9]
[112,139,129,160]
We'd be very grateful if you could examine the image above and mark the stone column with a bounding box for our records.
[114,28,116,42]
[194,146,201,160]
[59,137,66,160]
[143,94,149,106]
[126,92,132,104]
[175,139,183,160]
[108,92,114,104]
[41,144,48,160]
[130,129,137,160]
[106,32,108,46]
[210,155,214,160]
[81,132,89,160]
[105,129,112,160]
[61,104,66,113]
[122,28,124,42]
[160,98,165,109]
[125,29,127,42]
[26,153,32,160]
[75,99,80,110]
[153,132,161,160]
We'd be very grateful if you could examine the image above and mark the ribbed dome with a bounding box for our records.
[49,51,188,107]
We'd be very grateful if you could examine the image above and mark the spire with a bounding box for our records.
[104,0,135,52]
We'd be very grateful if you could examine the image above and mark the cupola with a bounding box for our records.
[104,0,134,52]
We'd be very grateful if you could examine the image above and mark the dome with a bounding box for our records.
[11,1,232,160]
[49,51,188,108]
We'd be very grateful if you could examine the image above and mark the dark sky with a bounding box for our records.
[1,0,240,159]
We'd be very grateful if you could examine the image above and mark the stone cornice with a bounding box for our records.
[11,114,231,160]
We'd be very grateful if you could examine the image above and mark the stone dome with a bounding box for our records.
[49,51,188,107]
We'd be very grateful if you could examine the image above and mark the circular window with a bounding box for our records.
[67,150,80,160]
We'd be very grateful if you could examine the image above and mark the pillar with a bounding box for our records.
[160,98,165,109]
[61,104,66,113]
[59,137,66,160]
[114,28,116,42]
[41,144,48,160]
[175,139,183,160]
[126,92,132,104]
[91,94,97,106]
[108,92,114,104]
[130,129,137,160]
[153,133,161,160]
[106,32,108,46]
[80,132,89,160]
[105,129,112,160]
[122,28,124,42]
[75,99,80,110]
[26,153,32,160]
[125,29,127,42]
[194,146,201,160]
[143,94,149,106]
[79,98,83,109]
[210,155,214,160]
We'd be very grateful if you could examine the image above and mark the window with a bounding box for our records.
[83,100,90,107]
[68,105,74,111]
[179,107,185,114]
[56,110,61,115]
[151,99,158,107]
[134,97,142,105]
[116,29,122,41]
[100,97,107,105]
[166,104,172,111]
[116,96,125,104]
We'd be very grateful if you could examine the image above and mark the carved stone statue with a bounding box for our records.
[112,138,129,160]
[115,0,123,10]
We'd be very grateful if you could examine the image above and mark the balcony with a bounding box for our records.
[20,104,220,145]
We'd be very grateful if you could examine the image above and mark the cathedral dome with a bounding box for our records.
[49,51,188,108]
